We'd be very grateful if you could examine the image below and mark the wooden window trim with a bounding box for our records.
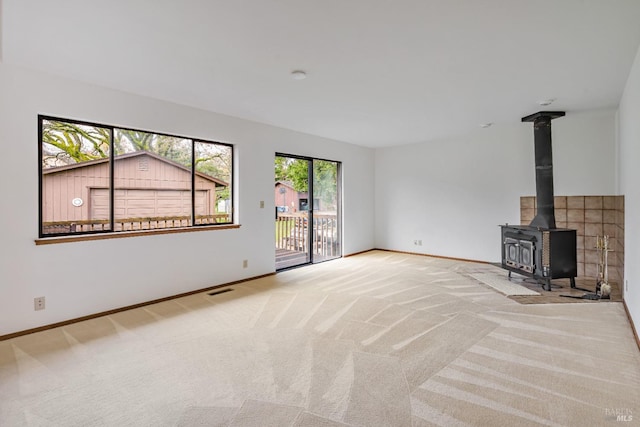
[35,223,241,245]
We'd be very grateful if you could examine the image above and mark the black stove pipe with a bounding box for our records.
[521,111,565,229]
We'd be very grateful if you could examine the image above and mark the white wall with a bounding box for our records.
[618,43,640,333]
[0,63,375,336]
[374,110,617,262]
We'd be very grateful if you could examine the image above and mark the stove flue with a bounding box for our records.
[522,111,565,229]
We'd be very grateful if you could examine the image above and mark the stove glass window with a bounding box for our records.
[519,241,534,272]
[504,238,519,267]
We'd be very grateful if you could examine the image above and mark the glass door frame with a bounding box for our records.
[275,152,342,270]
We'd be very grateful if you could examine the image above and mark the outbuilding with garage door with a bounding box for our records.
[41,150,228,231]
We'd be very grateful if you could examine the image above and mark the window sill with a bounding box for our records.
[35,224,241,245]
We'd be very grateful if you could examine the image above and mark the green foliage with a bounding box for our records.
[115,129,193,168]
[115,129,155,152]
[42,120,110,167]
[313,160,338,209]
[194,142,231,183]
[275,156,289,181]
[275,156,309,192]
[43,121,231,182]
[195,143,232,207]
[275,156,338,210]
[287,159,310,192]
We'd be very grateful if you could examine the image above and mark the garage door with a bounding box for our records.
[90,188,209,220]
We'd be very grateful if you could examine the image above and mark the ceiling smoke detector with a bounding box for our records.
[291,70,307,80]
[538,98,556,106]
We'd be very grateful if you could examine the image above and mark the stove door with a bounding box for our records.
[519,240,535,273]
[504,237,519,268]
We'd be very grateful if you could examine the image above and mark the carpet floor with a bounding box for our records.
[1,250,638,426]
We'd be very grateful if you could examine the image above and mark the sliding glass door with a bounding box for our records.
[311,159,341,263]
[275,155,312,269]
[275,154,341,270]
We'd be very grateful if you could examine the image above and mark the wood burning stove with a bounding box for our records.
[500,111,577,291]
[501,225,576,291]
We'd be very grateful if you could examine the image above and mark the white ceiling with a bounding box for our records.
[3,1,640,147]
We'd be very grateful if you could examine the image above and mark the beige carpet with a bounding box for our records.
[1,250,639,426]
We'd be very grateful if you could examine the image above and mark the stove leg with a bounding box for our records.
[508,271,512,279]
[544,279,551,292]
[570,277,576,288]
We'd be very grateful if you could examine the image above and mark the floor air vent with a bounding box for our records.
[207,288,233,296]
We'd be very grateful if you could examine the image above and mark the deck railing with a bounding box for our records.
[275,212,339,257]
[42,213,231,234]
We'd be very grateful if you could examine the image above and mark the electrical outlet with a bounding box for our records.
[243,259,248,268]
[259,201,265,208]
[418,240,422,246]
[34,297,45,311]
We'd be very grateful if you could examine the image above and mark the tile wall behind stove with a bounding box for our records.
[520,195,624,284]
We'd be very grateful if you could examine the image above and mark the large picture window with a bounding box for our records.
[39,116,233,238]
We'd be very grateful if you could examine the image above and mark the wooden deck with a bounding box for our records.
[276,248,310,270]
[275,213,340,270]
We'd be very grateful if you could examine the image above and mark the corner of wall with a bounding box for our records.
[618,40,640,343]
[614,109,620,195]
